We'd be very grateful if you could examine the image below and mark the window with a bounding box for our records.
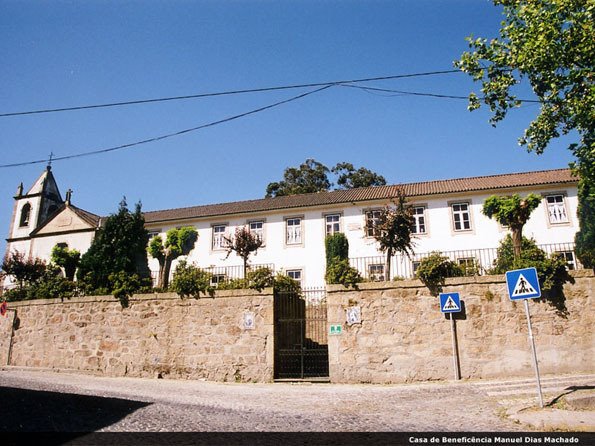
[451,202,471,231]
[365,210,382,237]
[555,251,576,270]
[287,269,302,285]
[457,257,478,276]
[546,195,569,224]
[286,218,302,245]
[412,261,422,275]
[210,274,227,287]
[19,203,31,227]
[212,225,227,250]
[368,264,385,281]
[249,221,264,242]
[325,214,341,236]
[411,206,426,234]
[147,230,161,240]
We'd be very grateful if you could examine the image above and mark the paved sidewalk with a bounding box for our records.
[1,368,593,432]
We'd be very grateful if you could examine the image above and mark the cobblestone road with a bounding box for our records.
[3,368,589,432]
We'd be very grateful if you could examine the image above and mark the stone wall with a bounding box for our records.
[327,270,594,383]
[3,289,274,382]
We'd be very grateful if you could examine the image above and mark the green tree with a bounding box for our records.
[325,233,349,267]
[456,0,593,160]
[331,162,387,189]
[50,244,80,281]
[456,1,594,265]
[266,159,331,197]
[222,226,263,279]
[482,194,542,259]
[1,251,46,291]
[365,191,416,281]
[77,199,151,293]
[574,147,595,267]
[148,226,198,289]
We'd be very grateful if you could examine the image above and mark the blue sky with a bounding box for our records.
[1,0,574,256]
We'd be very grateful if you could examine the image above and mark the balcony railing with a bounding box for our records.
[350,242,581,281]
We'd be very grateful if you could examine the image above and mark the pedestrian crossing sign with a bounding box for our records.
[439,293,461,313]
[505,267,541,300]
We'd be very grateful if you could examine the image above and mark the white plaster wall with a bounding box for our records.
[146,185,578,288]
[29,232,95,263]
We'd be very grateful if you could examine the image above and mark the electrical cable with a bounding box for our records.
[0,69,461,118]
[0,85,333,169]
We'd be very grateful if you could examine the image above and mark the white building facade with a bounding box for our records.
[3,167,579,290]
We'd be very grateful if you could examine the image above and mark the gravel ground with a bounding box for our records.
[0,368,529,432]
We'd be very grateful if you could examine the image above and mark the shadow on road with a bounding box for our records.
[0,385,150,433]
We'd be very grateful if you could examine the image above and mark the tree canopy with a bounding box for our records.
[223,226,263,278]
[365,191,416,281]
[77,199,151,292]
[456,0,593,161]
[482,194,542,258]
[265,159,387,197]
[148,226,198,289]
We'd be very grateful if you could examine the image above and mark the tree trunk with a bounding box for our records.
[385,249,392,282]
[161,259,173,290]
[243,256,248,280]
[511,226,523,260]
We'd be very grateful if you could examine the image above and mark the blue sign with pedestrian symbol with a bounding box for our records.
[505,267,541,300]
[439,292,461,313]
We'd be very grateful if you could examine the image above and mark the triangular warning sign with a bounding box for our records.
[442,296,460,311]
[512,273,536,297]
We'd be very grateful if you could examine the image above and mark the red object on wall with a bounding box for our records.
[0,301,7,316]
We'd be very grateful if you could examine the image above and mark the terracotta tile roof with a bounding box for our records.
[143,168,576,224]
[70,205,101,227]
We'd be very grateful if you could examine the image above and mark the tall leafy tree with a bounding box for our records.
[483,194,542,259]
[223,226,263,279]
[331,162,387,189]
[77,199,151,292]
[265,158,331,198]
[365,191,415,281]
[148,226,198,289]
[265,159,387,197]
[456,0,594,264]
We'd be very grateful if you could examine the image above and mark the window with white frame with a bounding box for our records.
[147,230,161,240]
[325,214,341,236]
[365,209,382,237]
[555,251,576,270]
[411,206,426,234]
[546,195,569,224]
[286,218,302,245]
[287,269,302,285]
[368,264,385,281]
[212,225,227,250]
[451,202,472,231]
[249,220,264,243]
[412,261,422,275]
[457,257,478,275]
[210,274,227,287]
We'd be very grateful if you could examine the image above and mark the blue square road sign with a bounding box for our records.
[439,292,461,313]
[505,267,541,300]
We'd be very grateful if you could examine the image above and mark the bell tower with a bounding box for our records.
[7,164,64,241]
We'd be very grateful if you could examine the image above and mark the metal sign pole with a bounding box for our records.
[450,314,461,381]
[523,299,544,408]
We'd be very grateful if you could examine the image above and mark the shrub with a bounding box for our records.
[325,233,349,267]
[273,273,302,295]
[170,261,214,298]
[415,252,464,295]
[325,258,363,288]
[246,267,275,291]
[108,271,149,308]
[490,235,570,293]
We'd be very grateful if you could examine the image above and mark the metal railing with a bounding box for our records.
[350,242,581,281]
[152,263,276,287]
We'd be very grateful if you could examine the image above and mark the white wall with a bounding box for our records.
[146,185,579,288]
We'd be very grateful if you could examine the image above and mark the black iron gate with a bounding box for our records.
[274,287,329,380]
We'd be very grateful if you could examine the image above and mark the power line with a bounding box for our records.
[0,85,333,169]
[342,84,542,103]
[0,69,461,118]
